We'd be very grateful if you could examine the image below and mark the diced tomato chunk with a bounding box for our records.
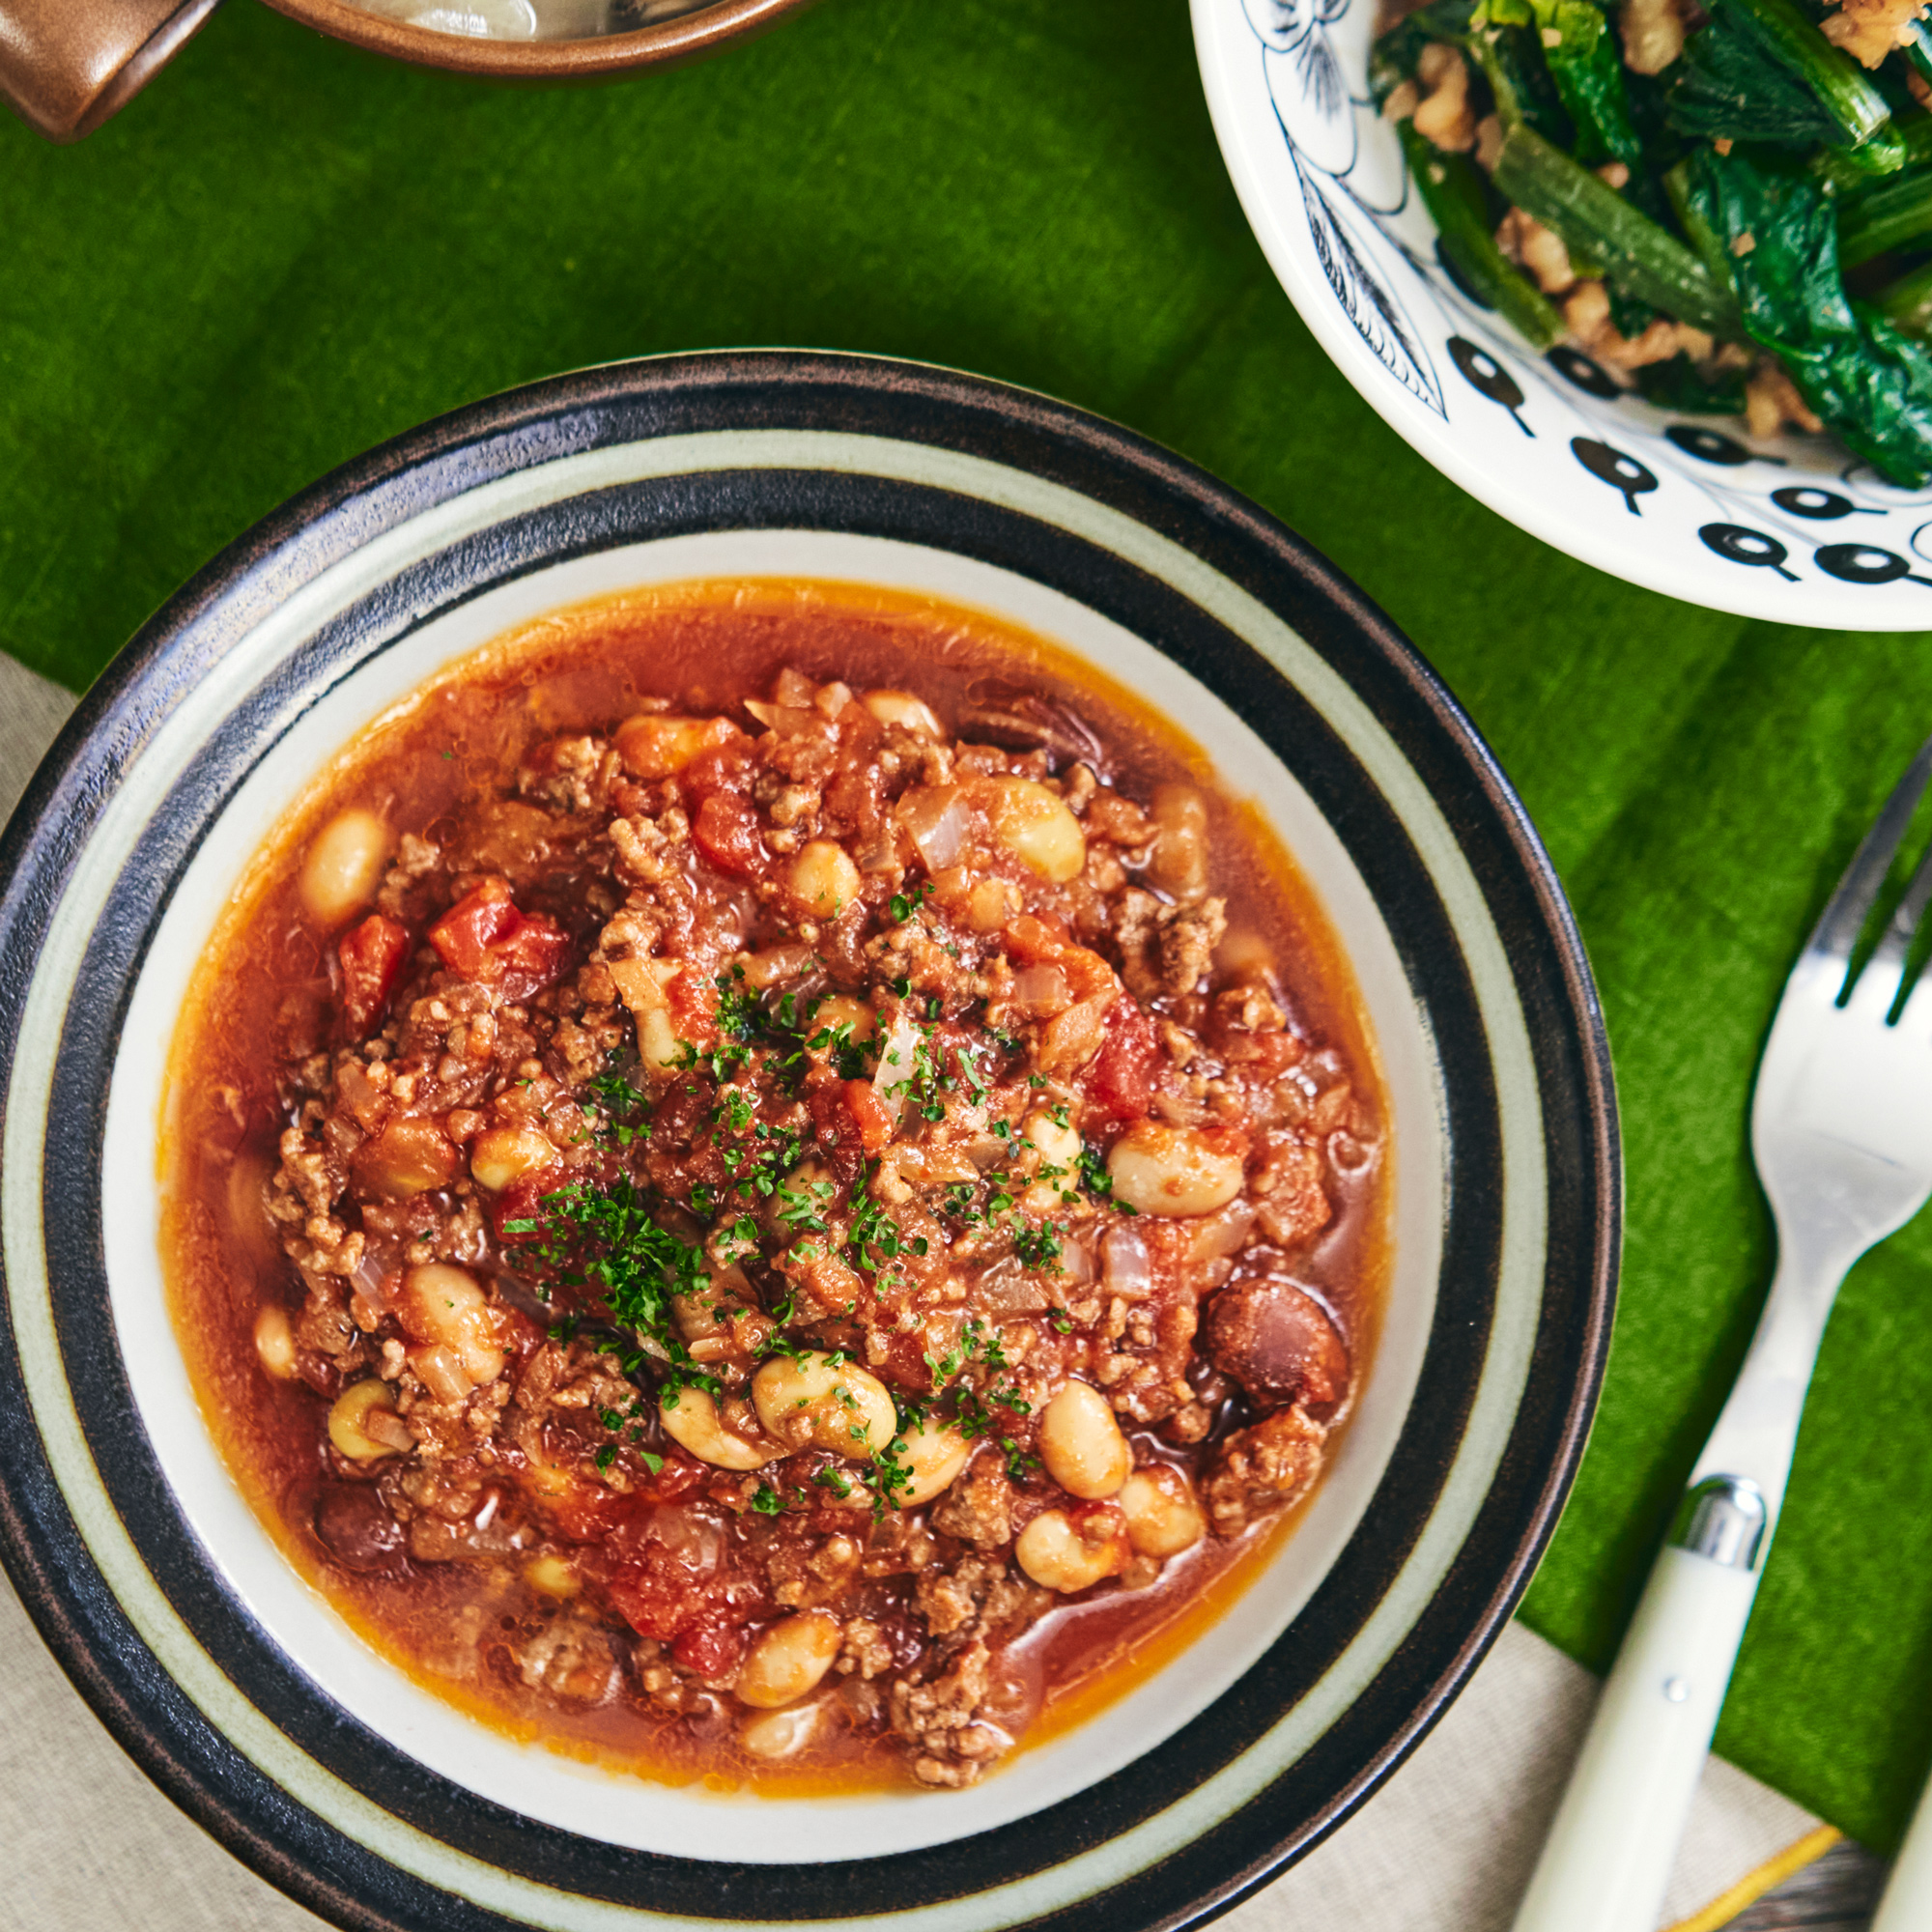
[640,1448,709,1504]
[338,913,410,1037]
[546,1485,637,1545]
[606,1534,770,1660]
[606,1565,687,1641]
[692,792,768,876]
[1086,997,1159,1124]
[1003,912,1073,964]
[809,1077,892,1176]
[428,877,569,999]
[673,1618,747,1679]
[834,1078,894,1153]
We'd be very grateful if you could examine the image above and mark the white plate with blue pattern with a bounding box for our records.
[1195,0,1932,627]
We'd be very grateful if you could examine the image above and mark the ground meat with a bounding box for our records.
[891,1638,1008,1787]
[1202,1406,1328,1536]
[515,1616,625,1705]
[929,1457,1015,1549]
[1113,889,1229,1000]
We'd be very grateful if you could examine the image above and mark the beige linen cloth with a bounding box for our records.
[0,653,1833,1932]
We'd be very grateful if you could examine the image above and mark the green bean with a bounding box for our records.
[1871,261,1932,338]
[1400,122,1568,350]
[1838,165,1932,268]
[1492,122,1742,333]
[1664,158,1734,287]
[1816,113,1932,189]
[1721,0,1895,152]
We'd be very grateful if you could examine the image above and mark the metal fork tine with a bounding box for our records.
[1807,735,1932,963]
[1873,834,1932,974]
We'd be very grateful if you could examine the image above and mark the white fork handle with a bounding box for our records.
[1511,1546,1763,1932]
[1870,1774,1932,1929]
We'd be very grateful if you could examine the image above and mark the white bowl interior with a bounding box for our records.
[100,529,1446,1861]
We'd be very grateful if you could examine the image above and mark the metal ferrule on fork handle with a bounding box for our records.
[1670,1476,1768,1571]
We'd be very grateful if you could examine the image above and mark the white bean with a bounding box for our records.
[737,943,815,989]
[659,1387,780,1470]
[298,809,391,927]
[1015,1507,1128,1593]
[789,839,862,918]
[887,1418,973,1506]
[1120,1465,1207,1557]
[739,1701,829,1759]
[812,994,876,1045]
[397,1264,502,1389]
[603,953,694,1078]
[987,778,1086,883]
[1038,1380,1131,1499]
[1021,1108,1082,1211]
[469,1125,556,1192]
[253,1305,298,1381]
[327,1379,408,1462]
[862,690,946,738]
[1147,783,1209,900]
[672,1264,754,1345]
[525,1554,581,1598]
[1107,1121,1247,1217]
[753,1351,897,1458]
[736,1611,843,1709]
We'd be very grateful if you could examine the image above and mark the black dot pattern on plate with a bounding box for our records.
[1572,438,1658,515]
[1814,543,1932,587]
[1450,337,1532,437]
[1665,425,1755,467]
[1772,486,1858,521]
[1700,523,1798,581]
[1548,347,1621,399]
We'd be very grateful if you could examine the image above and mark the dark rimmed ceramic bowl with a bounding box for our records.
[0,350,1617,1931]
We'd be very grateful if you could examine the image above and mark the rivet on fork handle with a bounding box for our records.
[1669,1475,1768,1571]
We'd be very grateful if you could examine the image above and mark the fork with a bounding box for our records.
[1512,737,1932,1932]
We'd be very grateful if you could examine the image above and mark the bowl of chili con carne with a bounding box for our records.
[0,351,1617,1932]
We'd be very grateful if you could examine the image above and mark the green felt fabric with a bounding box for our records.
[6,0,1932,1853]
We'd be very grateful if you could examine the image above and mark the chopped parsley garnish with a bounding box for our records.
[749,1483,784,1515]
[778,1178,835,1232]
[806,1018,873,1079]
[1078,1142,1134,1212]
[847,1170,929,1273]
[585,1068,652,1148]
[502,1176,717,1398]
[1012,1219,1065,1270]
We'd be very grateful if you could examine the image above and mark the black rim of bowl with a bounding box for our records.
[0,350,1619,1932]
